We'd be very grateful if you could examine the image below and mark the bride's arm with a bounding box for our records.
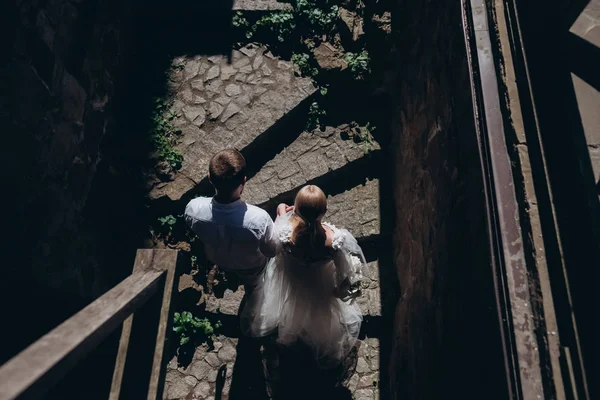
[331,229,365,300]
[275,203,294,221]
[269,205,294,252]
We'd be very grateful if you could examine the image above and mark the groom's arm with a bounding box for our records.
[258,217,277,258]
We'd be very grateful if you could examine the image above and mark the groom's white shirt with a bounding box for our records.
[184,197,276,273]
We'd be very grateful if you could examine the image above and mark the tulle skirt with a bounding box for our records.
[240,253,362,368]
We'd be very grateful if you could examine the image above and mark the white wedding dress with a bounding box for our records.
[241,212,365,368]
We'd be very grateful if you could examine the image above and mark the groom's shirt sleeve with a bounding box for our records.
[259,217,277,258]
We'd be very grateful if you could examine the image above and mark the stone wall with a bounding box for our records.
[0,0,132,298]
[387,0,508,398]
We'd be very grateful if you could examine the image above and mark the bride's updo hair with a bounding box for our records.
[291,185,328,254]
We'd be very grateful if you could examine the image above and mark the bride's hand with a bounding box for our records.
[334,278,351,300]
[277,203,289,216]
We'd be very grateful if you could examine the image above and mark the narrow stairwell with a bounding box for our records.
[125,1,400,398]
[159,40,393,400]
[148,46,317,204]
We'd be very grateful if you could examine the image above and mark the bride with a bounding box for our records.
[241,185,365,367]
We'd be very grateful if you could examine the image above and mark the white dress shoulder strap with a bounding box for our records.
[322,222,346,250]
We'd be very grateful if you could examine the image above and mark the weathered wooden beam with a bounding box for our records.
[109,249,178,400]
[147,250,178,400]
[0,269,165,400]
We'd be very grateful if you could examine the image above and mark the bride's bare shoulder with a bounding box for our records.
[323,224,335,248]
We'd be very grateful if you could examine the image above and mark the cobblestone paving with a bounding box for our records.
[165,288,382,400]
[165,338,238,399]
[348,338,381,400]
[149,44,315,202]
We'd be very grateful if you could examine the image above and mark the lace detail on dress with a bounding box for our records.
[278,223,293,243]
[349,255,364,283]
[322,222,346,249]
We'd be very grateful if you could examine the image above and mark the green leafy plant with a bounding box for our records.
[292,53,319,77]
[232,11,253,39]
[350,0,365,10]
[158,214,177,226]
[348,122,376,154]
[296,0,339,32]
[306,101,326,131]
[149,98,183,170]
[157,214,177,237]
[185,230,197,243]
[173,312,222,347]
[232,11,249,29]
[343,50,371,79]
[253,11,296,42]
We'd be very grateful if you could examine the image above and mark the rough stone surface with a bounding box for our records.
[218,343,237,362]
[205,287,245,315]
[243,127,379,206]
[570,1,600,187]
[165,336,238,399]
[387,1,504,398]
[194,381,211,398]
[149,45,316,201]
[189,360,211,380]
[208,102,224,120]
[326,179,380,240]
[355,262,382,316]
[313,42,348,71]
[372,11,392,35]
[220,102,241,122]
[205,65,220,81]
[1,0,135,298]
[338,7,365,42]
[225,83,242,97]
[165,373,197,399]
[166,318,381,400]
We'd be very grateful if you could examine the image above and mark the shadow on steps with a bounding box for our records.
[258,150,382,216]
[161,90,321,215]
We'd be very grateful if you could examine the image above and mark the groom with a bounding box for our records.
[184,149,277,290]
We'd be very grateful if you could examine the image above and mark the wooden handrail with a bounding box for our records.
[110,249,178,400]
[0,249,178,400]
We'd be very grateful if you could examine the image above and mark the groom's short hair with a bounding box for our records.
[209,149,247,193]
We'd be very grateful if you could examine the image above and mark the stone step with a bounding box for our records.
[233,0,292,11]
[170,260,382,399]
[202,258,381,319]
[169,256,382,398]
[242,127,381,238]
[165,331,381,399]
[356,260,381,317]
[325,178,380,242]
[149,44,316,203]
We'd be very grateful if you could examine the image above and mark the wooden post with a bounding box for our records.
[147,250,178,400]
[109,249,178,400]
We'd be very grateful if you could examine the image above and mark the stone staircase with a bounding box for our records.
[159,38,388,400]
[149,44,316,203]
